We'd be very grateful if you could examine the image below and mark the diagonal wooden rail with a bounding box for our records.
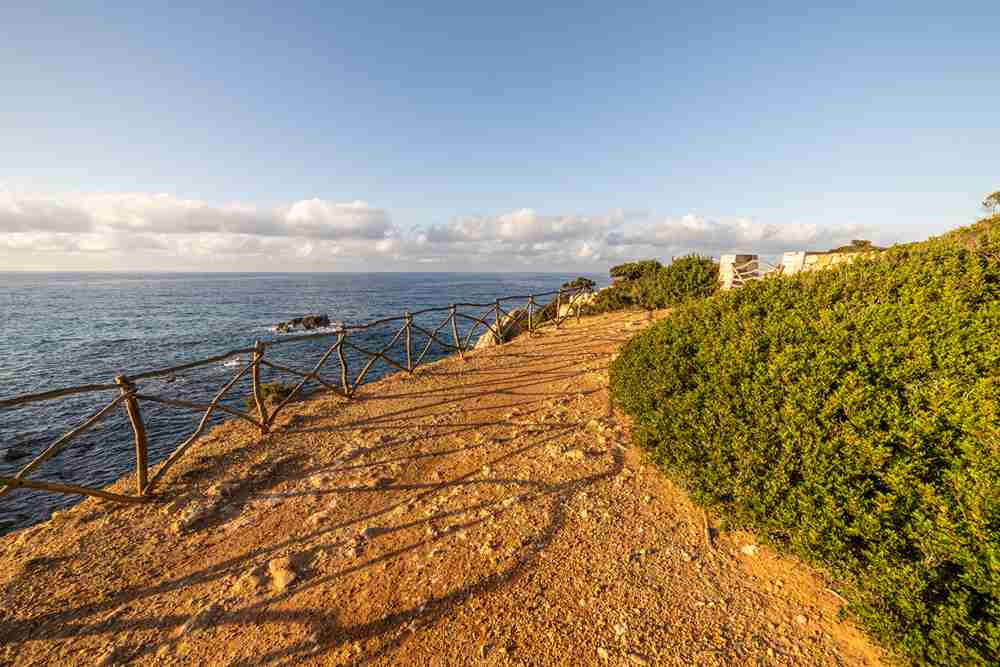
[0,285,592,506]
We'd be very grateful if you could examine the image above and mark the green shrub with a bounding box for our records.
[581,283,639,314]
[635,254,718,308]
[609,259,662,281]
[244,381,297,411]
[826,239,885,253]
[562,276,597,291]
[610,217,1000,666]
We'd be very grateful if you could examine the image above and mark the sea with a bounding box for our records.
[0,272,607,536]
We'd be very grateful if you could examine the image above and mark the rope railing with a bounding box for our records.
[0,284,593,505]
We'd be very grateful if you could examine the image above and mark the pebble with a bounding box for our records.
[170,502,213,534]
[268,557,297,593]
[597,646,610,660]
[206,480,237,498]
[307,509,336,526]
[795,614,808,625]
[740,544,759,556]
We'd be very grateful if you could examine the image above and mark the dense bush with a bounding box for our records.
[635,254,718,308]
[584,255,718,315]
[581,283,638,314]
[610,217,1000,665]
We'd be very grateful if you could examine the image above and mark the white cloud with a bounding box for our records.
[421,208,620,244]
[610,214,868,255]
[0,188,874,270]
[0,190,392,240]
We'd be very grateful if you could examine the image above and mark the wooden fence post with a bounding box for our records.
[494,299,502,344]
[251,340,269,433]
[528,295,534,334]
[116,375,148,495]
[575,291,582,324]
[449,305,465,361]
[555,290,563,329]
[337,330,350,395]
[404,311,413,372]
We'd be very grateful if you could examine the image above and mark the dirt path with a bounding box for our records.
[0,311,886,666]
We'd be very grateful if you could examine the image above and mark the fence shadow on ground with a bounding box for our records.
[0,310,650,665]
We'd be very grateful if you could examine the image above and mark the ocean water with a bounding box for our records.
[0,272,606,535]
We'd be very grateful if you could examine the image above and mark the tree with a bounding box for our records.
[561,276,596,291]
[609,260,662,282]
[983,191,1000,215]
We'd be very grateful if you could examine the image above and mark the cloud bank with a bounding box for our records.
[0,189,872,271]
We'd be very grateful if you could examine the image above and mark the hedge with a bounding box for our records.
[610,217,1000,665]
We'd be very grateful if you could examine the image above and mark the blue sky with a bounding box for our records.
[1,1,998,271]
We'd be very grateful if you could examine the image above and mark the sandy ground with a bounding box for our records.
[0,310,886,666]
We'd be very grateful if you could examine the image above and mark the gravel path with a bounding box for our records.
[0,310,885,666]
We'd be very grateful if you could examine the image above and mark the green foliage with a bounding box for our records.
[586,256,719,315]
[609,259,663,281]
[634,255,719,309]
[610,219,1000,665]
[562,276,597,291]
[581,283,638,314]
[983,191,1000,215]
[826,239,885,253]
[244,381,296,411]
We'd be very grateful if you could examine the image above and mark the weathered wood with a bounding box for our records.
[0,476,146,504]
[269,339,343,423]
[134,394,262,427]
[144,361,253,493]
[351,325,406,392]
[408,305,452,317]
[116,376,149,495]
[337,331,349,394]
[1,283,598,505]
[408,322,460,352]
[251,340,269,433]
[456,310,499,350]
[414,315,457,367]
[450,306,465,360]
[0,383,120,409]
[494,300,502,344]
[129,347,254,381]
[259,359,342,394]
[404,312,413,372]
[0,395,126,499]
[342,340,409,375]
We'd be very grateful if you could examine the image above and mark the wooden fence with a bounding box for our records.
[0,285,592,505]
